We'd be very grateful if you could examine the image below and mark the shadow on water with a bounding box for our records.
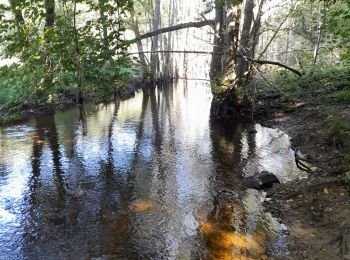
[0,80,304,259]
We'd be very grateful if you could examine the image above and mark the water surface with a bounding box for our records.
[0,81,304,259]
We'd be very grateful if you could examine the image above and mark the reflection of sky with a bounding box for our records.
[242,124,306,182]
[0,81,301,258]
[0,129,33,259]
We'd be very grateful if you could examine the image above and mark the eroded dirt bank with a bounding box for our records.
[255,96,350,259]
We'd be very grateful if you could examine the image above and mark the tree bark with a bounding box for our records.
[250,0,265,59]
[313,0,323,66]
[165,0,175,78]
[45,0,55,28]
[150,0,161,80]
[209,4,225,81]
[226,3,242,64]
[130,11,147,78]
[235,0,255,83]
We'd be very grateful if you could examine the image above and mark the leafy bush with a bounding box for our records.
[0,0,136,114]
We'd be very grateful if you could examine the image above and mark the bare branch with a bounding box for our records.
[238,54,303,77]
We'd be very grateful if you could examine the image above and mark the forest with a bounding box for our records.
[0,0,350,259]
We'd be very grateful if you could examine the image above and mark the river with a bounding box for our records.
[0,80,305,259]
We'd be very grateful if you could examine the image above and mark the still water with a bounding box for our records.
[0,81,304,259]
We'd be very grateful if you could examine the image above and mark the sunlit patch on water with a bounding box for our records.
[241,124,307,183]
[199,225,266,260]
[34,139,45,145]
[129,200,154,213]
[0,81,299,259]
[197,189,287,259]
[0,207,15,222]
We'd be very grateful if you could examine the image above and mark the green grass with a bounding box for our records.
[326,115,348,139]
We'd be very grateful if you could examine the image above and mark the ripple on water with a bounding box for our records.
[0,81,302,259]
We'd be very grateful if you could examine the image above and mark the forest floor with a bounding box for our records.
[256,94,350,259]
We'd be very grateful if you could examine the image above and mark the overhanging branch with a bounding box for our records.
[129,20,215,43]
[127,50,220,56]
[238,54,303,77]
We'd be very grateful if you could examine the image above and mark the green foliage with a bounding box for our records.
[344,155,350,184]
[0,0,135,113]
[324,1,350,60]
[344,170,350,184]
[345,154,350,166]
[326,116,347,139]
[272,64,350,103]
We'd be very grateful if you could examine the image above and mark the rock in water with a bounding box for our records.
[242,171,280,190]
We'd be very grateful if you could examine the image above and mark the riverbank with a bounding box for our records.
[0,78,147,125]
[255,94,350,259]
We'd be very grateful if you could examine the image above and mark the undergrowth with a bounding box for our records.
[0,60,136,118]
[264,64,350,104]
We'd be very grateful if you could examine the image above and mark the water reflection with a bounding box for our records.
[0,80,302,259]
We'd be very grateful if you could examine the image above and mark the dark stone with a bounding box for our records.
[242,171,280,190]
[248,129,258,134]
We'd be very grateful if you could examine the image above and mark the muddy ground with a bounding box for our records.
[256,95,350,260]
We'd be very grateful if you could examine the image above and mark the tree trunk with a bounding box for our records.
[9,0,25,25]
[313,0,322,66]
[165,0,175,78]
[250,0,265,59]
[209,3,225,81]
[210,3,243,118]
[235,0,255,84]
[150,0,161,81]
[226,3,242,65]
[45,0,55,28]
[42,0,55,94]
[130,11,147,79]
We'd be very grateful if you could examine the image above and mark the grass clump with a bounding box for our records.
[326,116,347,139]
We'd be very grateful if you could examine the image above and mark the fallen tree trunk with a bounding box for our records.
[127,50,219,56]
[129,20,215,42]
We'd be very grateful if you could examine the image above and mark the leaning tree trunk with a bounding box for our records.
[130,11,148,79]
